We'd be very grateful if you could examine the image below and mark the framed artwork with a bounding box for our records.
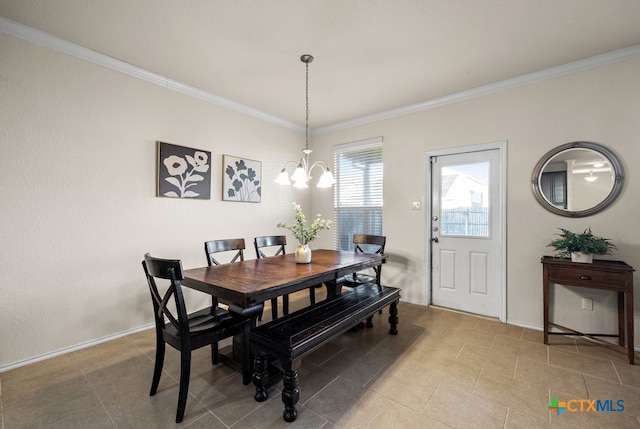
[157,141,211,199]
[222,154,262,203]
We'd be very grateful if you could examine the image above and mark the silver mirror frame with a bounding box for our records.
[531,142,624,217]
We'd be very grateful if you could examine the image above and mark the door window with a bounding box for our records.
[440,162,489,237]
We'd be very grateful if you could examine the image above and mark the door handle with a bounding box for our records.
[431,237,439,243]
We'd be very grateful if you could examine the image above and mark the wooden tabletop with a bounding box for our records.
[182,249,386,308]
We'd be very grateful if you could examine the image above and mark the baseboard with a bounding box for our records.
[0,322,154,373]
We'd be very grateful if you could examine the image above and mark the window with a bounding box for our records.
[333,137,383,251]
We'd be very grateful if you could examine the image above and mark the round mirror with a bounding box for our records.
[531,142,624,217]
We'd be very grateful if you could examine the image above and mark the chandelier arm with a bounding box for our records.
[282,161,300,170]
[280,160,301,171]
[308,160,331,174]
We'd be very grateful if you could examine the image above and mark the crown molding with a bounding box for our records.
[3,17,640,135]
[314,43,640,134]
[0,17,303,132]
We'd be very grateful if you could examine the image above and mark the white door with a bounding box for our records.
[429,146,504,319]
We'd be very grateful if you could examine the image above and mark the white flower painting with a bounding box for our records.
[157,141,211,199]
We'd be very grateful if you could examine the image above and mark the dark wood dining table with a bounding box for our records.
[182,249,387,311]
[182,249,388,379]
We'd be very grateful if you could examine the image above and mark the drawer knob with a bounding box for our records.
[580,275,592,281]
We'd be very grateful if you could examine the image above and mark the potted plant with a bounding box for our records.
[278,203,332,263]
[547,227,616,263]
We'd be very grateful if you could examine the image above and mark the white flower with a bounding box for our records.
[278,202,332,245]
[163,155,187,176]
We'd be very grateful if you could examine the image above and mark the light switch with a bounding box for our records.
[411,201,421,210]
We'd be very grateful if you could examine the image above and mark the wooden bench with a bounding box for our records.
[250,282,400,422]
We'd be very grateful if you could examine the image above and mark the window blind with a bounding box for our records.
[333,138,383,251]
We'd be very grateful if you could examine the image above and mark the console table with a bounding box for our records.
[541,256,635,364]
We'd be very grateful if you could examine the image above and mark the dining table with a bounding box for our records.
[181,249,388,377]
[181,248,387,311]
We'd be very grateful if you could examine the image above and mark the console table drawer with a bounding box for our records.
[547,266,628,289]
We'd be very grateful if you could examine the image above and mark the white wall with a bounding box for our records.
[0,33,311,368]
[311,58,640,343]
[3,32,640,370]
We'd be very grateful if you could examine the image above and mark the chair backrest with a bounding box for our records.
[254,235,287,259]
[142,253,188,335]
[204,238,245,266]
[353,234,386,255]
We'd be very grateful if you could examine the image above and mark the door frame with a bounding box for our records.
[424,141,507,322]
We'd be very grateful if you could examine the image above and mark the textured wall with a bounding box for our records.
[311,58,640,343]
[0,33,310,368]
[3,31,640,369]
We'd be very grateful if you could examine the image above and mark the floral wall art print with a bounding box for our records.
[223,155,261,203]
[157,141,211,199]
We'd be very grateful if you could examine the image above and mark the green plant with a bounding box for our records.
[547,228,616,257]
[278,203,332,245]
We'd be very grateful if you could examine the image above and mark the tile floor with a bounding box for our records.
[2,289,639,428]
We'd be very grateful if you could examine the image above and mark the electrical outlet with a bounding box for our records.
[582,297,593,311]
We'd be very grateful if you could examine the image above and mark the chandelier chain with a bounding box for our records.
[274,53,334,188]
[305,59,310,150]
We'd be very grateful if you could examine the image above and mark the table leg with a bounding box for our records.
[324,279,340,298]
[228,304,262,381]
[543,281,549,344]
[618,292,625,347]
[626,286,635,365]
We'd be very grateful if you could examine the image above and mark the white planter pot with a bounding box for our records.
[571,252,593,263]
[295,244,312,264]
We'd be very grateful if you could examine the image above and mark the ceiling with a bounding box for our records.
[3,0,640,130]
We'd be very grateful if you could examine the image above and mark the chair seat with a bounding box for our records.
[163,306,245,350]
[342,273,376,286]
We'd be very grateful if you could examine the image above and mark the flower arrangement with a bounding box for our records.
[278,203,332,245]
[547,227,616,258]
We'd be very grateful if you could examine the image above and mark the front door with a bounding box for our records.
[429,144,505,319]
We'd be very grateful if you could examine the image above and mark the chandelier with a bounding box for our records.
[584,170,598,182]
[275,54,335,188]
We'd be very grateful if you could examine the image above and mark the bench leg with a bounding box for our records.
[253,353,269,402]
[282,368,300,422]
[389,301,399,335]
[365,316,374,328]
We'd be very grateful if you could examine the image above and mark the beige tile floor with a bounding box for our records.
[2,289,639,428]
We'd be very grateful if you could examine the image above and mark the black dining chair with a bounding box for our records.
[204,238,245,265]
[342,234,387,288]
[203,238,245,309]
[340,234,386,326]
[254,235,316,320]
[142,253,261,423]
[205,238,273,321]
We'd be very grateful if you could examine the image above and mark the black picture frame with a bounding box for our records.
[157,141,211,199]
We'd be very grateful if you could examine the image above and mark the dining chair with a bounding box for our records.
[342,234,387,288]
[204,238,245,265]
[254,235,316,320]
[340,234,387,325]
[142,253,260,423]
[203,238,245,309]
